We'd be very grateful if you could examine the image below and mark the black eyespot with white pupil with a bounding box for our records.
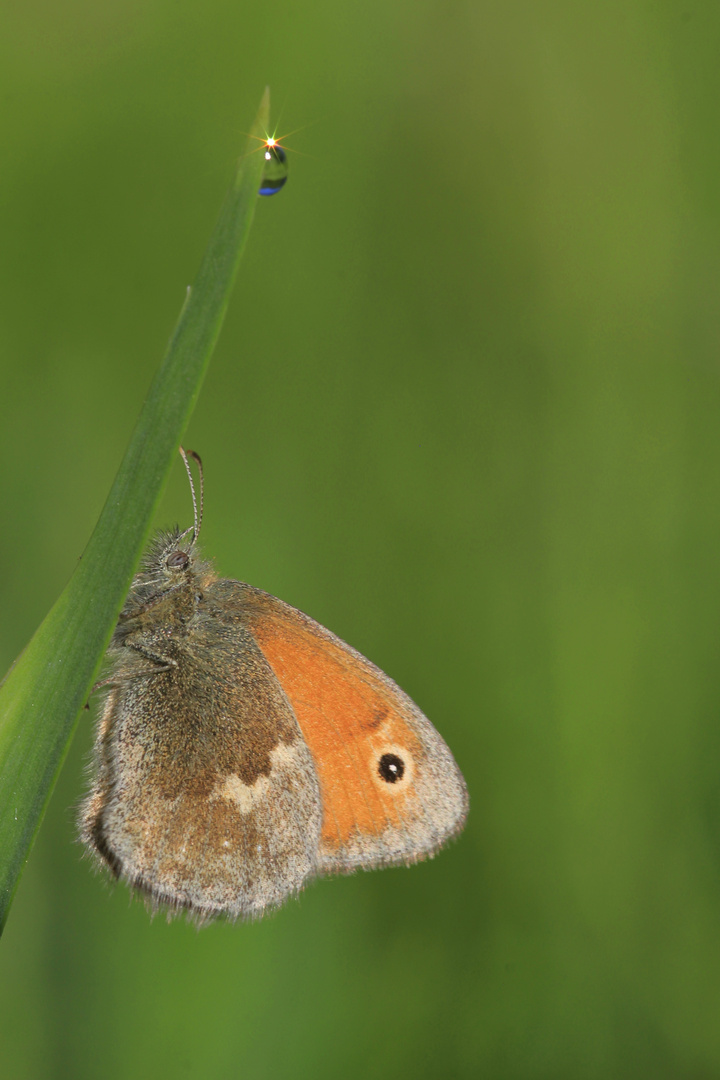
[378,753,405,783]
[167,550,190,569]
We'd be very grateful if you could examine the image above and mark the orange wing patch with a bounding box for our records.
[246,600,423,858]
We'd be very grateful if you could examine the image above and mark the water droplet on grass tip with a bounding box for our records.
[259,145,288,196]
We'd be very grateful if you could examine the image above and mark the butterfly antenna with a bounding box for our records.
[190,450,204,541]
[178,446,204,544]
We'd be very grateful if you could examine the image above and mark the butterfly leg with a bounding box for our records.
[125,641,178,671]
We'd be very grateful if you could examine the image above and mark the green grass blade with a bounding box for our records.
[0,88,271,934]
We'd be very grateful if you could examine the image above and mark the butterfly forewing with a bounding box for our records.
[223,582,469,872]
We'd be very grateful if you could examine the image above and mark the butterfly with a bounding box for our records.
[80,450,468,921]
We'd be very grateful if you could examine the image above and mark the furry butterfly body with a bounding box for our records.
[81,525,468,921]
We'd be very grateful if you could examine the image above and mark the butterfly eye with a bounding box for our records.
[167,551,190,570]
[378,753,405,784]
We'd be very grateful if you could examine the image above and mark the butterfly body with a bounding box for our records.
[81,527,468,921]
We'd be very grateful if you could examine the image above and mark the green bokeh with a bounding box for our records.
[2,1,720,1076]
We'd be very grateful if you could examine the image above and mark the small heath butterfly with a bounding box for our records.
[80,450,468,920]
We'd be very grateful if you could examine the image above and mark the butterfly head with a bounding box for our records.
[117,528,202,614]
[118,450,214,624]
[147,526,200,578]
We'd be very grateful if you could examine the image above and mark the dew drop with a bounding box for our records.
[259,144,288,196]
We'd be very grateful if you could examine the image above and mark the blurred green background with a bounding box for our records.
[2,0,720,1076]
